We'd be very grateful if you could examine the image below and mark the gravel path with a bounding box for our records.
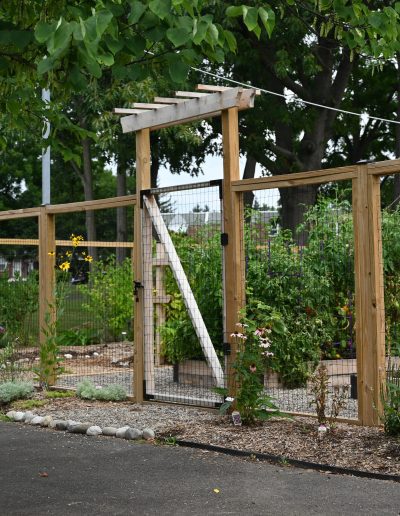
[55,365,358,418]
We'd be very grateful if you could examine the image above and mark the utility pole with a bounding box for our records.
[42,88,51,205]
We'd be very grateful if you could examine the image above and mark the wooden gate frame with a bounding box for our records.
[117,85,257,402]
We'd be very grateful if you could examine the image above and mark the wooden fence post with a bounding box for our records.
[353,165,386,426]
[38,207,56,384]
[134,129,151,402]
[221,107,246,397]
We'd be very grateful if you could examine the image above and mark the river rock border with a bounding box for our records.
[5,410,155,441]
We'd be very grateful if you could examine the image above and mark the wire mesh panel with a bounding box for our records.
[0,216,40,385]
[242,181,357,419]
[52,207,135,396]
[142,182,224,407]
[380,177,400,428]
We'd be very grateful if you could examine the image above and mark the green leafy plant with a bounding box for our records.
[160,231,223,362]
[34,234,92,388]
[79,257,133,342]
[0,272,39,346]
[0,381,34,404]
[56,327,100,347]
[0,337,25,383]
[76,379,127,401]
[381,364,400,436]
[217,305,288,426]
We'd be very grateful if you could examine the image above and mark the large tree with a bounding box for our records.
[214,1,400,236]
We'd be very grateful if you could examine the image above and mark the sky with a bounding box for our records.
[158,154,279,212]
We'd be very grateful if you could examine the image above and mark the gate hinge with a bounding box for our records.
[220,233,228,246]
[134,280,143,301]
[223,342,231,355]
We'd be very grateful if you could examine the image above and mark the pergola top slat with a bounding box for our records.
[114,108,145,114]
[153,97,188,104]
[120,87,256,133]
[175,91,209,98]
[197,84,262,96]
[132,102,169,109]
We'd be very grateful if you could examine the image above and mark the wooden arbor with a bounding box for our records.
[116,85,257,402]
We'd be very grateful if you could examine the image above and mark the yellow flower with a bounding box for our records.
[59,261,70,272]
[48,251,55,256]
[70,234,84,247]
[66,250,72,257]
[84,255,93,263]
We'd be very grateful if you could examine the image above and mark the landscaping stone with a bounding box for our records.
[6,411,15,420]
[30,416,44,425]
[102,427,118,437]
[13,412,25,422]
[68,423,92,434]
[86,426,102,436]
[66,420,81,431]
[40,416,53,427]
[142,428,155,440]
[52,420,68,431]
[23,412,35,423]
[115,426,130,438]
[125,428,142,440]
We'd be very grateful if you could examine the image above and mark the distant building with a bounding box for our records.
[162,211,279,236]
[0,254,36,280]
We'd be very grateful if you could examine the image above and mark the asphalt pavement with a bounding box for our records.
[0,421,399,515]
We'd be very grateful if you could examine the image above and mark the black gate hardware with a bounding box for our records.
[223,342,231,355]
[134,281,143,301]
[221,233,228,246]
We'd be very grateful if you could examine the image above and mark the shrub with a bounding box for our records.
[76,379,127,401]
[79,257,133,342]
[0,272,39,345]
[0,381,34,404]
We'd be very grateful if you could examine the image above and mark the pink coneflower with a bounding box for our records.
[249,364,257,373]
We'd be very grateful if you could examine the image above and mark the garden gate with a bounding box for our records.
[140,181,225,406]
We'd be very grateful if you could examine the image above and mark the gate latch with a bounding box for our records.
[223,342,231,355]
[134,281,143,302]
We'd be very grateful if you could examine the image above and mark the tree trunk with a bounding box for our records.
[279,185,318,244]
[81,137,98,262]
[116,160,128,263]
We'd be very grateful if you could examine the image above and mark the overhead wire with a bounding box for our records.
[189,66,400,126]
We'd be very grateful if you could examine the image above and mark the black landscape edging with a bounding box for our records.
[176,439,400,483]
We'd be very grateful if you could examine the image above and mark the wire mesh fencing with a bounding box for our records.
[141,182,225,407]
[242,181,357,419]
[0,206,137,395]
[380,176,400,425]
[52,208,135,395]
